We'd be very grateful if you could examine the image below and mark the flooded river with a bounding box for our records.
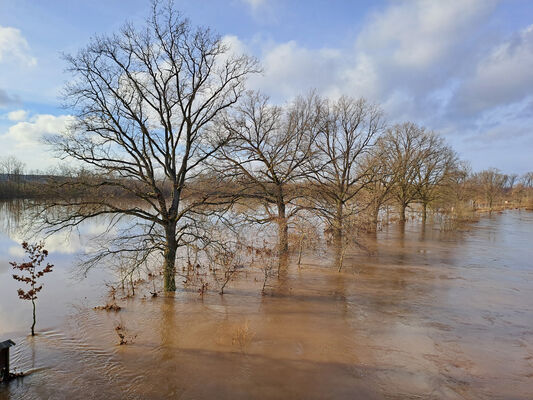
[1,203,532,399]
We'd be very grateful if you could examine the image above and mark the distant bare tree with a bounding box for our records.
[40,1,258,291]
[0,156,25,183]
[215,91,321,255]
[506,174,518,191]
[522,172,533,188]
[521,171,533,207]
[446,161,473,208]
[473,168,508,212]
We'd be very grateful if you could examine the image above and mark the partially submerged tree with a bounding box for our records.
[414,133,457,223]
[364,137,398,230]
[215,91,320,255]
[445,161,474,213]
[11,242,54,336]
[382,123,430,223]
[42,1,258,291]
[473,168,508,212]
[307,96,385,241]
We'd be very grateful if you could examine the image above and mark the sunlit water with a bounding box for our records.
[0,202,532,399]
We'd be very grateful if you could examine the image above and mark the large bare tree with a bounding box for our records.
[414,133,458,223]
[382,122,430,223]
[306,96,385,241]
[215,91,320,255]
[42,1,258,291]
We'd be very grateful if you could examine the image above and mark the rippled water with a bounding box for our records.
[1,203,532,399]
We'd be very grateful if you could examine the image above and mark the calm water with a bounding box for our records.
[0,203,532,399]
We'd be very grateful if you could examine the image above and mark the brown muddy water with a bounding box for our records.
[1,205,533,399]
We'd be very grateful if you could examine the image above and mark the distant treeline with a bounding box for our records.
[2,162,532,215]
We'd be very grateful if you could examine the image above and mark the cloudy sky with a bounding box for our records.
[0,0,532,173]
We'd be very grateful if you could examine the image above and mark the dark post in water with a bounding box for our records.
[0,340,15,382]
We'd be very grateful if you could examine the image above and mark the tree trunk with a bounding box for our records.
[399,203,407,223]
[163,223,177,292]
[334,201,344,241]
[31,298,36,336]
[371,203,380,231]
[421,202,427,224]
[277,200,288,255]
[337,242,347,273]
[297,235,304,268]
[333,201,345,271]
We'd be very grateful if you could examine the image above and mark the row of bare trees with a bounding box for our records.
[24,1,532,291]
[212,94,461,254]
[460,168,533,212]
[0,156,28,199]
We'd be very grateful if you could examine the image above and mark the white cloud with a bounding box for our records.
[251,40,343,100]
[9,231,83,255]
[356,0,496,70]
[6,109,28,121]
[222,0,533,171]
[0,113,73,171]
[0,25,37,67]
[229,0,497,110]
[222,35,248,55]
[8,245,24,258]
[347,0,498,109]
[464,96,533,143]
[241,0,265,12]
[238,0,277,22]
[454,24,533,114]
[2,114,73,147]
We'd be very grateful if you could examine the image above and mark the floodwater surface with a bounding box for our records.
[0,203,532,399]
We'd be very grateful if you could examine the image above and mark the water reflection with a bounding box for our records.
[0,204,532,399]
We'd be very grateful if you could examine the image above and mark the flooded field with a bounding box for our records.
[1,204,532,399]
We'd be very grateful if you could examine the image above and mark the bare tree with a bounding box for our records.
[0,156,25,183]
[443,161,475,216]
[40,1,258,291]
[506,174,518,191]
[364,137,398,230]
[521,171,533,208]
[215,91,320,255]
[382,122,431,223]
[522,172,533,188]
[306,96,385,242]
[473,168,508,212]
[414,133,458,223]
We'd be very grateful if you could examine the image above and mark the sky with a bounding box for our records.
[0,0,532,174]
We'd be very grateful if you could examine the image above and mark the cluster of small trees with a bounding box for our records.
[469,169,533,211]
[0,156,28,199]
[28,2,532,291]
